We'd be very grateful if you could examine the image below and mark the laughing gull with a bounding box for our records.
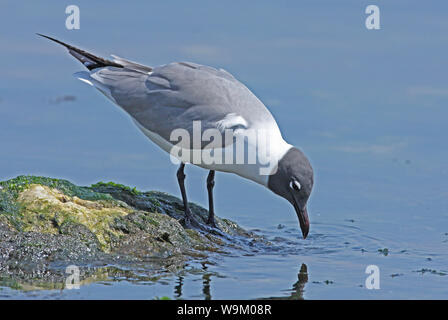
[38,34,314,238]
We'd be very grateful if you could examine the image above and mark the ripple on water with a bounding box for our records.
[243,221,386,258]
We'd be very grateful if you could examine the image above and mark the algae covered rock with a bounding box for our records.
[0,175,262,289]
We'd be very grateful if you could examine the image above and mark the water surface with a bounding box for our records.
[0,1,447,299]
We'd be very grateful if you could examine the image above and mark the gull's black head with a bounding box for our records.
[267,147,314,239]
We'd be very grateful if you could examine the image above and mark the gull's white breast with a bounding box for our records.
[133,118,292,186]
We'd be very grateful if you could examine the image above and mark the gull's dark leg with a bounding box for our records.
[206,170,217,228]
[176,163,201,229]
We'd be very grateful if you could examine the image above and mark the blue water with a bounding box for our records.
[0,1,447,299]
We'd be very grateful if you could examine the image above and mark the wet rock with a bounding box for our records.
[0,175,262,289]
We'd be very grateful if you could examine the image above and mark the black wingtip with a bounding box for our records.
[36,33,55,41]
[36,33,123,71]
[36,33,72,49]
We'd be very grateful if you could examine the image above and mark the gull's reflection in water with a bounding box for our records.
[172,263,308,300]
[174,275,183,299]
[173,262,213,300]
[290,264,308,299]
[260,263,309,300]
[201,262,212,300]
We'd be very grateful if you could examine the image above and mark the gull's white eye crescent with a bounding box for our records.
[290,180,301,191]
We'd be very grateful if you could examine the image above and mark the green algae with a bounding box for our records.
[0,175,114,231]
[91,181,141,195]
[16,184,133,251]
[1,175,113,201]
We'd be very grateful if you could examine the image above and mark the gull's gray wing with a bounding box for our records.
[37,35,278,149]
[78,61,277,148]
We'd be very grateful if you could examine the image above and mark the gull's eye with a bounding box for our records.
[290,180,301,191]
